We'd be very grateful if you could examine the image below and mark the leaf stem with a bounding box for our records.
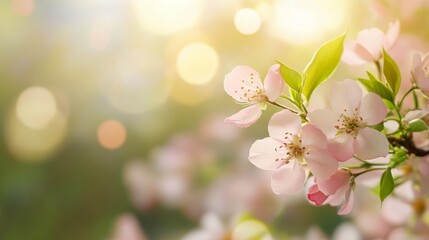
[268,101,299,114]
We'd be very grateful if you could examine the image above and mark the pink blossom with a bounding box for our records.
[342,20,400,65]
[249,110,338,195]
[308,79,389,161]
[411,53,429,95]
[307,169,354,215]
[224,64,284,128]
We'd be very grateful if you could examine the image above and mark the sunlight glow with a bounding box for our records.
[234,8,261,35]
[133,0,203,35]
[176,42,219,85]
[269,0,348,45]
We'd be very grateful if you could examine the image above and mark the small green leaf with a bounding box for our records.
[389,149,408,168]
[380,168,394,203]
[383,49,401,96]
[277,61,302,92]
[357,72,394,103]
[408,119,429,132]
[302,33,346,100]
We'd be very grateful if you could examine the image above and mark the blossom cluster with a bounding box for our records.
[224,20,429,218]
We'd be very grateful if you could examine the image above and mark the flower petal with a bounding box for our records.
[317,169,350,195]
[308,109,338,138]
[354,128,389,159]
[328,135,355,162]
[342,41,371,65]
[385,20,400,49]
[356,27,385,60]
[224,66,263,103]
[263,64,285,101]
[306,149,338,180]
[224,105,262,128]
[268,110,302,141]
[307,184,328,206]
[249,137,286,170]
[337,187,354,215]
[271,162,305,195]
[330,79,362,114]
[301,124,327,149]
[359,93,387,125]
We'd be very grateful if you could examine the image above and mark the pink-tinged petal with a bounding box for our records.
[327,185,348,206]
[224,105,262,128]
[403,109,429,122]
[341,41,371,65]
[381,197,412,225]
[328,135,355,162]
[263,64,285,101]
[301,124,327,149]
[356,27,385,60]
[330,79,362,114]
[224,66,263,103]
[354,128,389,159]
[385,20,400,49]
[308,109,338,138]
[271,162,305,195]
[306,149,338,180]
[307,184,328,206]
[337,187,354,215]
[317,170,350,195]
[249,137,286,170]
[359,93,387,125]
[268,110,302,141]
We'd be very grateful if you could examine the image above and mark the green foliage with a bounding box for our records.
[407,119,429,132]
[383,49,401,97]
[380,168,394,203]
[357,72,394,103]
[302,33,346,100]
[389,149,408,168]
[278,61,302,92]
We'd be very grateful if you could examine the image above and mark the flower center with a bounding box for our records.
[335,108,363,137]
[234,73,268,104]
[275,132,309,165]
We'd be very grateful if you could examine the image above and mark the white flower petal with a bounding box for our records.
[354,128,389,159]
[224,105,262,128]
[271,162,305,195]
[268,110,302,141]
[330,79,362,114]
[249,138,286,170]
[359,93,387,125]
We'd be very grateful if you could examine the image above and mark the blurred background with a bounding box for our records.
[1,0,429,239]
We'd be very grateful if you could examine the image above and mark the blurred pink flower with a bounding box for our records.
[309,79,389,161]
[342,20,400,65]
[224,64,284,128]
[111,213,148,240]
[181,213,227,240]
[412,53,429,95]
[249,110,337,195]
[307,169,354,215]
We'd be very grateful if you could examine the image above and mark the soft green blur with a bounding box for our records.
[1,0,428,239]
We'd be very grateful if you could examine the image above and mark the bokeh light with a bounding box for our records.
[133,0,203,35]
[16,86,57,130]
[97,119,127,150]
[234,8,261,35]
[176,42,219,85]
[6,110,68,162]
[269,0,348,45]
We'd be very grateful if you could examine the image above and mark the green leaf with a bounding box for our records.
[389,149,408,168]
[302,33,346,100]
[380,168,394,203]
[277,61,302,92]
[408,119,429,132]
[357,72,394,103]
[383,49,401,96]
